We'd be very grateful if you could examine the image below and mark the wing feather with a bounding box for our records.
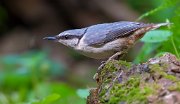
[83,21,151,46]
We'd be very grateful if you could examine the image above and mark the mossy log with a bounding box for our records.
[87,53,180,104]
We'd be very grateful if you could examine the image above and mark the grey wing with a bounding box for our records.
[83,21,150,46]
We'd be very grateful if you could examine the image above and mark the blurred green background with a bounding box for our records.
[0,0,179,104]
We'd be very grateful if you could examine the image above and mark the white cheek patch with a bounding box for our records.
[58,38,79,48]
[70,38,79,46]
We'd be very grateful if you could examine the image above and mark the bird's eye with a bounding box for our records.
[64,35,69,39]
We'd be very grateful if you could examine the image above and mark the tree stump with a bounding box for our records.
[87,53,180,104]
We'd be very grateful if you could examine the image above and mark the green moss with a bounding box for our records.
[149,64,162,73]
[100,75,153,104]
[163,74,177,81]
[118,60,132,69]
[99,61,116,80]
[149,64,177,81]
[99,60,154,103]
[98,59,180,104]
[104,61,117,71]
[168,82,180,91]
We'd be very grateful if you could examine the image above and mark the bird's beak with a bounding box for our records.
[43,36,57,41]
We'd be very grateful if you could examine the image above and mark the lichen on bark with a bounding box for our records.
[87,53,180,104]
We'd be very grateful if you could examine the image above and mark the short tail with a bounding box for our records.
[153,22,172,28]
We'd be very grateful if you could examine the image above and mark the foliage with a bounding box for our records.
[134,30,172,63]
[32,94,61,104]
[140,30,172,43]
[0,51,86,104]
[76,89,89,99]
[134,0,180,63]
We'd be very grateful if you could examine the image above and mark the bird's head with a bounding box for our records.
[43,28,86,48]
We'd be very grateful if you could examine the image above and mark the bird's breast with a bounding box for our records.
[75,37,130,59]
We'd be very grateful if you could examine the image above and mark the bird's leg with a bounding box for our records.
[93,52,124,80]
[98,52,124,70]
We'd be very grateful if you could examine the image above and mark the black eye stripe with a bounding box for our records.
[60,35,81,40]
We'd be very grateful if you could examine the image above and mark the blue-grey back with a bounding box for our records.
[83,21,151,46]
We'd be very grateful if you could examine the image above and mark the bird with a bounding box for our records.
[43,21,170,61]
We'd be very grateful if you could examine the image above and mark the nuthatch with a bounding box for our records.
[44,21,170,60]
